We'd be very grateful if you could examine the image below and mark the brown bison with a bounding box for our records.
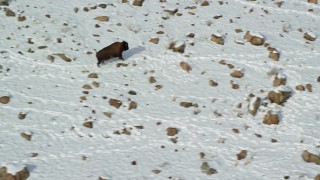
[95,41,129,67]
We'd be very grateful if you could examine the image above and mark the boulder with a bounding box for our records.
[248,97,261,116]
[0,166,30,180]
[244,31,265,46]
[211,34,224,45]
[273,73,286,86]
[109,99,123,109]
[167,127,178,136]
[267,86,291,105]
[180,61,192,73]
[263,111,280,125]
[0,96,10,104]
[302,150,320,165]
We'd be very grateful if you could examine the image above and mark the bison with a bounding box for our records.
[95,41,129,67]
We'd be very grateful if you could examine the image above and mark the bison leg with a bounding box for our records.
[97,60,101,67]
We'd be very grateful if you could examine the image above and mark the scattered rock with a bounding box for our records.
[83,122,93,128]
[94,16,109,22]
[304,32,317,41]
[82,84,92,90]
[18,112,27,120]
[54,53,72,62]
[199,152,206,159]
[92,82,100,88]
[267,87,291,105]
[244,31,265,46]
[295,85,305,91]
[302,150,320,165]
[88,73,98,78]
[6,9,15,17]
[116,63,128,67]
[0,0,9,6]
[232,83,240,89]
[133,0,144,6]
[211,33,224,45]
[18,16,26,22]
[318,76,320,82]
[152,169,161,174]
[237,150,248,160]
[167,127,178,136]
[168,42,185,53]
[201,0,210,6]
[180,61,192,73]
[109,99,123,109]
[200,162,217,175]
[269,50,280,61]
[248,97,261,116]
[73,7,79,13]
[273,73,286,86]
[103,112,112,118]
[21,132,32,141]
[150,38,159,44]
[315,174,320,180]
[187,33,195,38]
[209,80,218,87]
[263,111,280,125]
[128,101,137,110]
[149,76,157,83]
[180,102,193,108]
[308,0,318,4]
[0,96,10,104]
[47,55,55,62]
[230,69,244,78]
[306,84,312,92]
[0,166,30,180]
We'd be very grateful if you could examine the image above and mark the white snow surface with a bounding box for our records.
[0,0,320,179]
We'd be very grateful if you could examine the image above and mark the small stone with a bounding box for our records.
[318,76,320,82]
[82,84,92,90]
[109,99,122,109]
[211,34,224,45]
[149,76,157,83]
[0,96,10,104]
[94,16,109,22]
[133,0,144,6]
[209,80,218,87]
[18,16,26,21]
[302,150,320,164]
[128,101,137,110]
[269,50,280,61]
[128,90,137,95]
[6,9,15,17]
[167,127,178,136]
[150,38,159,44]
[267,89,291,105]
[180,102,193,108]
[54,53,72,62]
[308,0,318,4]
[295,85,305,91]
[263,111,280,125]
[21,132,32,141]
[83,122,93,128]
[47,55,55,62]
[304,32,317,41]
[18,112,27,120]
[201,0,210,6]
[273,74,286,86]
[73,7,79,13]
[231,70,244,78]
[103,112,112,118]
[180,61,192,73]
[152,169,161,174]
[237,150,248,160]
[306,84,312,92]
[315,174,320,180]
[232,83,239,89]
[88,73,98,78]
[244,31,265,46]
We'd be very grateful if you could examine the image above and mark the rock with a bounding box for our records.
[168,42,185,53]
[150,38,159,44]
[237,150,248,160]
[209,80,218,87]
[6,9,15,17]
[304,32,317,41]
[201,0,210,6]
[180,102,193,108]
[133,0,144,6]
[269,50,280,61]
[302,150,320,165]
[128,90,137,95]
[128,101,137,110]
[211,34,224,45]
[273,73,286,86]
[244,31,265,46]
[54,53,72,62]
[47,55,55,62]
[230,69,244,78]
[306,84,312,92]
[109,99,122,109]
[263,111,280,125]
[0,166,30,180]
[18,16,26,22]
[248,97,261,116]
[0,96,10,104]
[18,112,27,120]
[318,76,320,82]
[308,0,318,4]
[88,73,98,78]
[103,112,112,118]
[267,87,291,105]
[167,127,178,136]
[0,0,9,6]
[83,122,93,128]
[180,61,192,73]
[92,82,100,88]
[315,174,320,180]
[232,83,239,89]
[187,33,195,38]
[200,162,217,175]
[21,132,32,141]
[295,85,305,91]
[149,76,157,83]
[94,16,109,22]
[82,84,92,90]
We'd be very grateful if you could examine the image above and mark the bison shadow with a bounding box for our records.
[123,46,146,59]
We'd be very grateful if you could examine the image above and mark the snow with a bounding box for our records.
[0,0,320,179]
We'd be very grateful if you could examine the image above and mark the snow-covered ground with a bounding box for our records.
[0,0,319,179]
